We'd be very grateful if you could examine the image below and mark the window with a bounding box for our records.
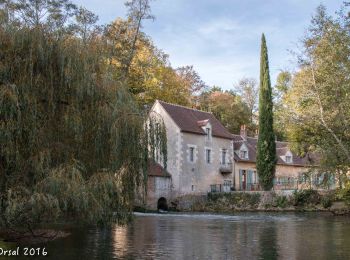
[189,147,194,162]
[240,150,248,159]
[221,149,227,164]
[285,155,292,163]
[223,180,232,192]
[206,149,211,163]
[206,127,211,140]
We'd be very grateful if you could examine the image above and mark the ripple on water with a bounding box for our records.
[133,212,306,223]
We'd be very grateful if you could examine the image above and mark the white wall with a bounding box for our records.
[180,133,233,194]
[150,100,234,197]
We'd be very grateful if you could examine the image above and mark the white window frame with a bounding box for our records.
[189,147,194,162]
[284,151,293,163]
[221,149,227,164]
[285,155,292,163]
[187,144,197,163]
[239,144,249,159]
[240,150,248,159]
[206,127,211,141]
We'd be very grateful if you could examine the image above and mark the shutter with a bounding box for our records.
[319,173,324,185]
[239,170,242,190]
[247,170,253,191]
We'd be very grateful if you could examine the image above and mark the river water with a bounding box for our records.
[2,212,350,259]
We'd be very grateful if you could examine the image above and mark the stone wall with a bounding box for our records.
[146,176,172,210]
[151,101,181,196]
[172,190,336,212]
[180,132,233,195]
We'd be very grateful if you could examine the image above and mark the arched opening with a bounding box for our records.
[157,197,168,211]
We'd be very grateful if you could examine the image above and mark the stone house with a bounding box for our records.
[146,101,328,209]
[149,100,234,201]
[232,125,327,191]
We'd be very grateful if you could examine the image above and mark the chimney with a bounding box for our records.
[240,125,247,139]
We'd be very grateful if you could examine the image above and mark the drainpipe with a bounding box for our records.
[232,142,235,191]
[233,161,236,191]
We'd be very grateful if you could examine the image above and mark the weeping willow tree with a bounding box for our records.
[0,0,166,229]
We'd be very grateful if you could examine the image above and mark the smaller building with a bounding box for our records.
[146,161,172,210]
[232,125,330,191]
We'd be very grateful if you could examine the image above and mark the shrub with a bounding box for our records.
[321,196,333,208]
[4,188,61,228]
[337,183,350,205]
[207,192,261,209]
[276,195,288,208]
[292,190,320,206]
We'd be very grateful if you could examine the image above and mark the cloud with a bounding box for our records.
[72,0,342,90]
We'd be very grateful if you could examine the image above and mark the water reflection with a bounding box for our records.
[259,225,278,260]
[110,213,350,260]
[113,226,129,259]
[3,212,350,259]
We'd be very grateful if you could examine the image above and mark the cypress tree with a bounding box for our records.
[256,34,276,190]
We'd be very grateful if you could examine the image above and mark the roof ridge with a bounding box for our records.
[232,133,291,144]
[157,100,213,115]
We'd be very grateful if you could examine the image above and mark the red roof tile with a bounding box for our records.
[158,100,232,140]
[148,161,171,177]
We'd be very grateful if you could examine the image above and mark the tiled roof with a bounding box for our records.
[232,134,318,167]
[148,161,171,177]
[158,100,232,140]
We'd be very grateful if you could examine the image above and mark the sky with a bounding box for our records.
[73,0,342,90]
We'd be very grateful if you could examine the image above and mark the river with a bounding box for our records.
[1,212,350,259]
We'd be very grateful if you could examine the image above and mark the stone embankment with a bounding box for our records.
[171,190,349,214]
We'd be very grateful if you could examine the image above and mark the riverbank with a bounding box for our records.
[0,229,70,244]
[143,190,350,215]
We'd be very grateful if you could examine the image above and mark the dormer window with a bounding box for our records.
[240,150,248,159]
[284,151,293,163]
[285,155,292,163]
[206,127,211,140]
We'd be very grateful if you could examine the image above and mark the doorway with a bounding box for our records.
[242,170,247,190]
[157,197,168,211]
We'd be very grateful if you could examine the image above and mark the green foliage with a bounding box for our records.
[336,182,350,205]
[273,71,292,141]
[292,190,320,206]
[5,188,61,228]
[0,0,167,228]
[36,162,91,221]
[104,18,197,108]
[276,195,288,208]
[279,4,350,176]
[207,192,261,209]
[198,88,251,134]
[321,195,333,208]
[256,34,276,190]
